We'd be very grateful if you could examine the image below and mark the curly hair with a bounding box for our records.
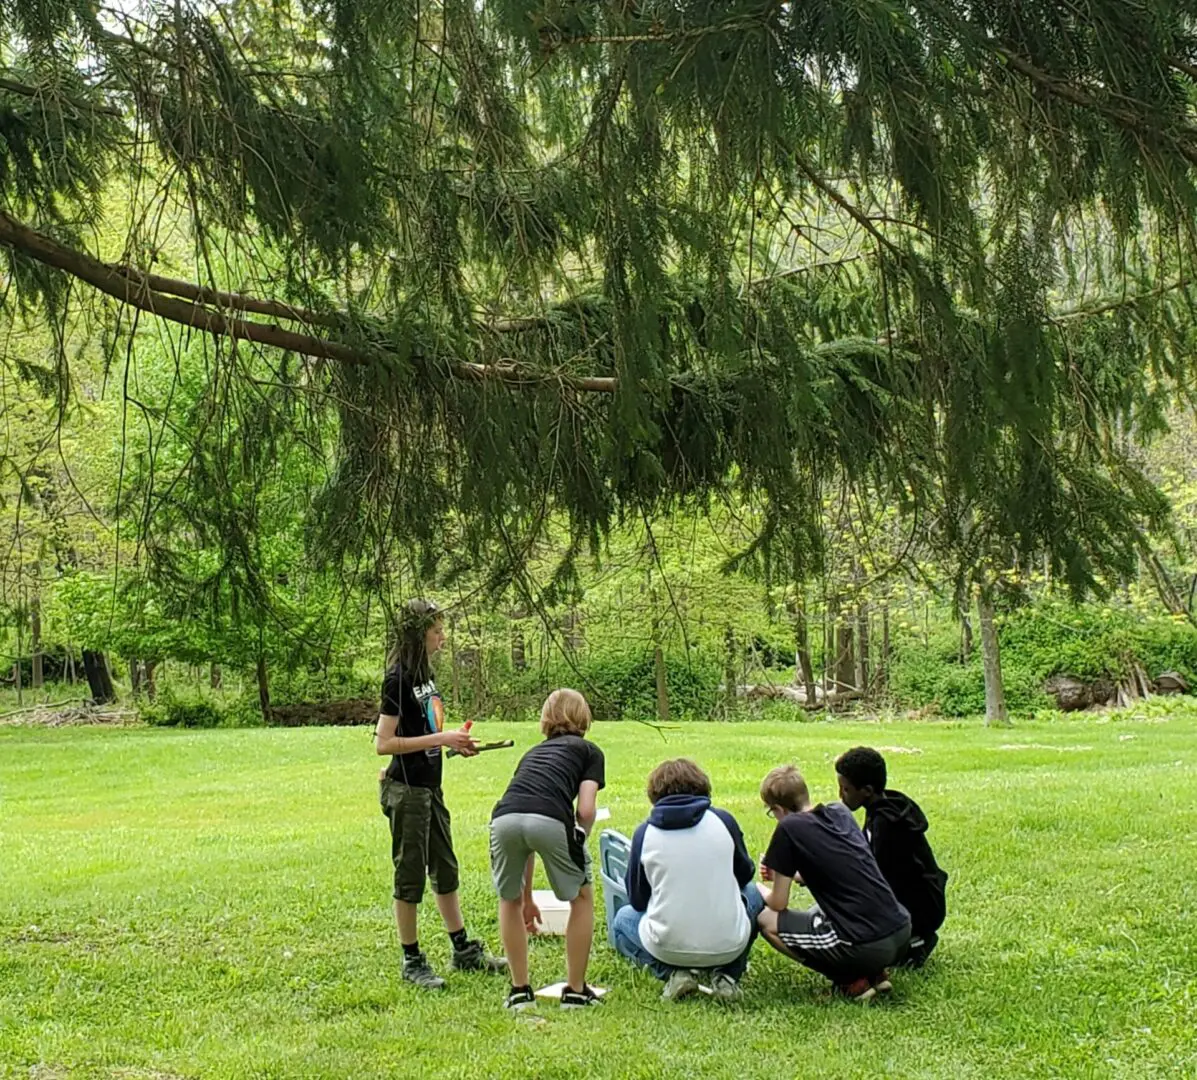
[835,747,887,792]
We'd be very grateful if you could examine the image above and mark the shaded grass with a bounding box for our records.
[2,707,1196,1079]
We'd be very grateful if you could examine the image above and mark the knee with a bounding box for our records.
[611,904,638,937]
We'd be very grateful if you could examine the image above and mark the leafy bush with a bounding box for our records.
[141,690,226,729]
[487,647,722,722]
[887,598,1197,717]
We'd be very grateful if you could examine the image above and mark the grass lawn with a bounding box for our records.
[2,707,1196,1079]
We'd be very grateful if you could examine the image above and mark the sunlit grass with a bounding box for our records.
[2,705,1196,1078]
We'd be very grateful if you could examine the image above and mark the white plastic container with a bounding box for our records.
[532,889,570,935]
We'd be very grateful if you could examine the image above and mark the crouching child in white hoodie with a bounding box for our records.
[611,758,763,1002]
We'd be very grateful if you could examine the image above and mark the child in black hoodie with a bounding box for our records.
[835,747,948,967]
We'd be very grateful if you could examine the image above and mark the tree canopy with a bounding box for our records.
[2,0,1197,602]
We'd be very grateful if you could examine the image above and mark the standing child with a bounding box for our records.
[835,747,948,967]
[489,689,605,1010]
[757,764,911,1002]
[375,598,506,989]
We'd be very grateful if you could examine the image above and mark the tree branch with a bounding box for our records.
[0,76,121,118]
[0,211,618,393]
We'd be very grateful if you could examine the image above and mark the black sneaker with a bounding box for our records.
[504,985,537,1011]
[451,938,508,973]
[402,952,446,990]
[560,984,602,1009]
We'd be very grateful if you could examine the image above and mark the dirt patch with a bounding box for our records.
[268,699,376,727]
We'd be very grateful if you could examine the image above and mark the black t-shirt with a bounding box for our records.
[491,735,606,834]
[380,666,445,789]
[764,802,910,944]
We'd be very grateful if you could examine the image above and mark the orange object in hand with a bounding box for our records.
[463,720,473,733]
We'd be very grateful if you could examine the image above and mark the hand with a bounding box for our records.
[442,729,478,756]
[378,766,388,782]
[523,898,543,934]
[759,859,774,883]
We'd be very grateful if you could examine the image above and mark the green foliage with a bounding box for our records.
[999,600,1197,685]
[888,596,1197,717]
[141,691,224,730]
[4,0,1197,605]
[572,648,722,722]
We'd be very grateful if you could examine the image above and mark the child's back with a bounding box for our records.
[492,733,604,863]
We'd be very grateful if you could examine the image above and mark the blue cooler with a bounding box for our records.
[598,829,632,947]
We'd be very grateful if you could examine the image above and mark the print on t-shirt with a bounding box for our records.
[414,680,444,760]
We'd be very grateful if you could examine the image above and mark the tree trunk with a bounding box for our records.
[856,601,870,694]
[510,626,526,672]
[824,594,838,696]
[31,595,43,689]
[879,602,891,688]
[255,652,271,723]
[144,660,159,703]
[653,643,670,724]
[961,613,973,664]
[128,658,143,698]
[977,587,1009,727]
[723,625,737,715]
[210,663,222,690]
[82,650,116,705]
[793,601,817,704]
[835,618,856,693]
[65,647,76,685]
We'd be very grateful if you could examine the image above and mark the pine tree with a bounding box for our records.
[1,0,1195,590]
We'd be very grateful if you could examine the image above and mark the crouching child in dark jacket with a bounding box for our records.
[835,747,948,967]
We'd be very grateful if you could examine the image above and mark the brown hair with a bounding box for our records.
[646,758,712,804]
[760,765,810,812]
[540,688,592,738]
[385,598,443,683]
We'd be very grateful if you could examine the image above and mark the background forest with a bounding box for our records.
[2,0,1197,730]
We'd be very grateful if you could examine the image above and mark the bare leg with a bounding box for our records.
[499,899,529,987]
[434,890,465,934]
[395,899,419,947]
[565,884,594,992]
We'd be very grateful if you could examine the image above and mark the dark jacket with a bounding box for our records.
[864,790,948,938]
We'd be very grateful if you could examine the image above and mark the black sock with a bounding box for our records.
[449,928,470,952]
[402,941,421,960]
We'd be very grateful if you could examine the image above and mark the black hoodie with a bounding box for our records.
[863,790,948,938]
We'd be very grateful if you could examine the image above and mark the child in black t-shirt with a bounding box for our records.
[374,598,505,990]
[836,746,948,967]
[756,764,911,1002]
[489,689,605,1010]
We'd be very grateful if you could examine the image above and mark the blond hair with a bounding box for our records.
[540,688,592,738]
[760,764,810,812]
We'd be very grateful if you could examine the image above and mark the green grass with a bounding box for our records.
[3,706,1197,1079]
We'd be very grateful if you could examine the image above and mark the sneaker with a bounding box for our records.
[560,984,603,1009]
[402,952,446,990]
[871,970,893,995]
[833,976,877,1003]
[711,972,743,1003]
[451,939,508,973]
[504,985,537,1011]
[661,969,700,1002]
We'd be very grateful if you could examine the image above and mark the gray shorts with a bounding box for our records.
[489,812,592,902]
